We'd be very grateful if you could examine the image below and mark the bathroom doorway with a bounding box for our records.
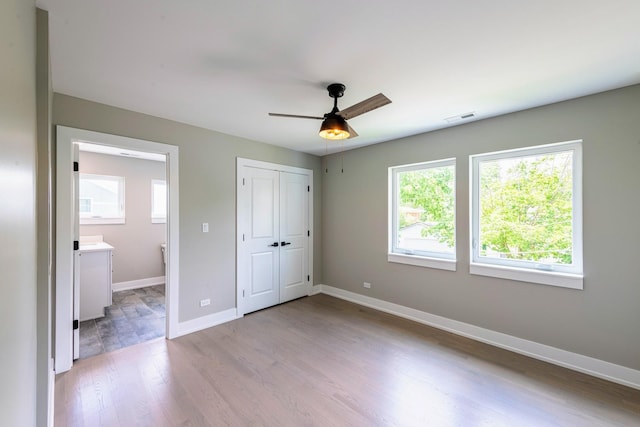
[55,126,180,373]
[76,143,167,359]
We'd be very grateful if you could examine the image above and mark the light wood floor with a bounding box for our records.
[55,294,640,426]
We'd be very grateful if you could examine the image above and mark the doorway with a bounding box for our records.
[55,126,180,373]
[237,158,313,315]
[76,144,167,359]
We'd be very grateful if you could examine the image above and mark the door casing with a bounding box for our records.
[55,126,180,373]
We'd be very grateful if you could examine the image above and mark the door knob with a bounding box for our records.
[269,242,279,247]
[281,241,291,246]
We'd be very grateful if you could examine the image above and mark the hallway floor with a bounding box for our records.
[79,284,165,359]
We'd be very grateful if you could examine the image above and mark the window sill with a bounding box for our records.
[388,253,456,271]
[80,218,125,225]
[470,263,583,290]
[151,217,166,224]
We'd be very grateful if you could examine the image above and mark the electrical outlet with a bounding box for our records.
[200,298,210,307]
[363,282,371,289]
[202,223,209,233]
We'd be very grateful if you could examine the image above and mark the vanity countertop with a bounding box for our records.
[79,242,114,252]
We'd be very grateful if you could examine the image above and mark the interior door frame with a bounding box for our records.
[236,158,313,317]
[55,126,180,373]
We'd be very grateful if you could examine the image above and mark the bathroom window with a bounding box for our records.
[79,174,125,224]
[151,179,167,223]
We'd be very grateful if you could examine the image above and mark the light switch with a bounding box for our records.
[202,223,209,233]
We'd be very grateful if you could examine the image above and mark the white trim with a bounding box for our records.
[388,253,457,271]
[175,308,238,337]
[470,263,583,289]
[80,217,126,225]
[48,358,55,427]
[314,284,640,391]
[55,126,180,373]
[112,276,165,292]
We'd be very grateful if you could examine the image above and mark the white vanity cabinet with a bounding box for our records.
[78,243,113,321]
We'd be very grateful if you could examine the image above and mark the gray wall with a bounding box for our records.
[53,94,322,322]
[79,151,166,284]
[0,0,38,425]
[322,84,640,371]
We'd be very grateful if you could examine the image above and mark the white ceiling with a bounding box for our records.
[37,0,640,156]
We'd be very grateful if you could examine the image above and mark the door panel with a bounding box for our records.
[281,246,304,288]
[242,167,280,314]
[251,177,276,238]
[279,172,309,303]
[250,251,276,295]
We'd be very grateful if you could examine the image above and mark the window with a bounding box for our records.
[151,179,167,223]
[389,158,456,270]
[470,141,583,289]
[79,174,125,224]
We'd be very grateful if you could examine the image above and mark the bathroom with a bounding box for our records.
[77,143,167,359]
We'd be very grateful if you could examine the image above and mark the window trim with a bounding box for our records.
[151,179,167,224]
[388,158,457,271]
[469,140,583,289]
[79,173,125,225]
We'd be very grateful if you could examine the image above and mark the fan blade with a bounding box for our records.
[269,113,324,120]
[338,93,391,120]
[347,123,359,139]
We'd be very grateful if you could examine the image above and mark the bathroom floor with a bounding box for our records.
[79,284,165,359]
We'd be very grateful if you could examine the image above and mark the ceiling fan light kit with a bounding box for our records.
[269,82,391,141]
[319,114,350,140]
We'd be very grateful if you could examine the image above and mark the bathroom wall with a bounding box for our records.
[79,150,166,286]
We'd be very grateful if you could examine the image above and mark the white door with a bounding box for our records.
[72,143,80,360]
[238,160,312,315]
[241,167,281,314]
[279,171,309,303]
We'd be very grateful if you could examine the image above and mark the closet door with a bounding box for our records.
[279,171,309,303]
[240,167,281,314]
[238,162,311,315]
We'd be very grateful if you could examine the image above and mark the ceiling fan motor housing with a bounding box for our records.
[327,83,345,99]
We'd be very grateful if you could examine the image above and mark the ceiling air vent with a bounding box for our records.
[444,112,475,124]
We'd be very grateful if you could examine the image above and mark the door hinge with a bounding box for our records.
[307,275,310,282]
[307,185,310,192]
[73,240,79,251]
[73,319,79,330]
[73,161,79,172]
[307,230,310,237]
[242,233,245,242]
[242,178,245,186]
[242,289,245,297]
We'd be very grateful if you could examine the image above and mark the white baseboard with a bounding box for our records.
[313,284,640,390]
[175,308,238,338]
[48,358,55,427]
[112,276,165,292]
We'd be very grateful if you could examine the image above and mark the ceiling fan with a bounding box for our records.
[269,83,391,140]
